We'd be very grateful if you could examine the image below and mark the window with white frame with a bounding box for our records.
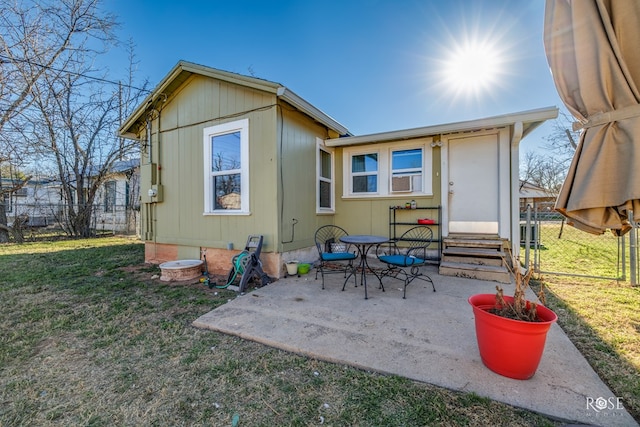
[351,153,378,194]
[203,119,249,214]
[344,140,432,197]
[104,181,116,213]
[391,148,422,193]
[3,194,11,213]
[317,140,335,212]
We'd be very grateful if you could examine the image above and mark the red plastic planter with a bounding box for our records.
[468,294,558,380]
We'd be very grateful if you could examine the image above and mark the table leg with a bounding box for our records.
[354,245,368,299]
[355,244,385,299]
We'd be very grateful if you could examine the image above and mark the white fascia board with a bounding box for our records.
[118,62,187,138]
[277,87,352,136]
[325,106,559,147]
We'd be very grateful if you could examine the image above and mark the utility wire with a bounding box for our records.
[0,53,152,93]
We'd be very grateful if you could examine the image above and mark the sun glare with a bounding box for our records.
[442,41,502,96]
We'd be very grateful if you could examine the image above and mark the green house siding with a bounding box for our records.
[136,72,343,265]
[333,143,443,237]
[141,75,281,251]
[122,62,558,278]
[137,70,447,266]
[277,105,336,253]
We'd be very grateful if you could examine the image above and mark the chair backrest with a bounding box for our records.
[398,226,433,259]
[315,225,350,255]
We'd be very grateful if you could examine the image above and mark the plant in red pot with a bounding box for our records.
[468,257,557,380]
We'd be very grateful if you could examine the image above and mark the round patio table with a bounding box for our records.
[340,235,389,299]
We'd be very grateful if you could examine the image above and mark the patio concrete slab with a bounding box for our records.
[193,266,637,426]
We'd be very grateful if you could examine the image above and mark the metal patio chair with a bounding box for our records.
[376,226,436,298]
[314,225,357,290]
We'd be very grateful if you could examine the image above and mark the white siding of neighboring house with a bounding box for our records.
[5,180,61,226]
[94,171,140,233]
[4,165,140,234]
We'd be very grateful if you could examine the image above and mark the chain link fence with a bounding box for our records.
[5,201,139,236]
[520,201,639,284]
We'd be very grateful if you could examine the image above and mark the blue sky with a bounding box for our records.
[105,0,564,153]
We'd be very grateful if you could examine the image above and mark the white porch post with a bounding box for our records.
[510,121,524,261]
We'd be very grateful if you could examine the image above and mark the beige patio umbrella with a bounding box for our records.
[544,0,640,236]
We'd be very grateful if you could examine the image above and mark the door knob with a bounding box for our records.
[449,181,454,186]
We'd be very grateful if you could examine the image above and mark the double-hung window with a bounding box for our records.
[203,119,249,214]
[3,194,11,213]
[351,153,378,194]
[391,148,423,193]
[344,139,432,197]
[317,139,335,212]
[104,181,116,213]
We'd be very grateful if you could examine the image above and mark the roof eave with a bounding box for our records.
[325,106,559,147]
[118,62,185,139]
[277,87,351,136]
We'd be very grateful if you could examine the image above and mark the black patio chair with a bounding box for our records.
[376,226,436,298]
[314,225,357,290]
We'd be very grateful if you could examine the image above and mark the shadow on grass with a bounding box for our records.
[531,279,640,423]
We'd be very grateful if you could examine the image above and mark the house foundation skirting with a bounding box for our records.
[144,241,295,279]
[144,242,178,265]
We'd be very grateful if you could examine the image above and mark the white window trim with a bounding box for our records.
[345,149,381,196]
[316,138,335,214]
[202,118,250,215]
[390,147,423,193]
[343,139,433,198]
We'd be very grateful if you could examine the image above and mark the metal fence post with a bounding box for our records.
[524,204,532,268]
[631,209,637,286]
[620,234,626,282]
[533,202,540,274]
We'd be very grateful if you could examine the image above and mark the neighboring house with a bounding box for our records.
[92,158,141,234]
[518,180,558,246]
[519,180,557,210]
[2,159,140,234]
[118,61,558,278]
[2,178,60,226]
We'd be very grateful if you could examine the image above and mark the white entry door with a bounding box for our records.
[447,133,500,234]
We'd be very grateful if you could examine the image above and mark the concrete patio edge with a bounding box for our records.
[193,268,637,426]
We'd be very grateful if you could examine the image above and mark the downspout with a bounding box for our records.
[157,109,162,186]
[510,121,524,261]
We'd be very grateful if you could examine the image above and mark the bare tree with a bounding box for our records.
[0,0,119,241]
[520,151,567,196]
[520,110,579,196]
[542,110,580,168]
[29,51,144,237]
[0,0,147,239]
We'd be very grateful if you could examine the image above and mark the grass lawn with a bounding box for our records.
[0,237,562,426]
[533,276,640,422]
[526,222,640,421]
[536,222,623,279]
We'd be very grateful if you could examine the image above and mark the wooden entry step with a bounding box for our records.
[439,236,511,283]
[442,237,504,250]
[439,261,511,283]
[441,246,505,267]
